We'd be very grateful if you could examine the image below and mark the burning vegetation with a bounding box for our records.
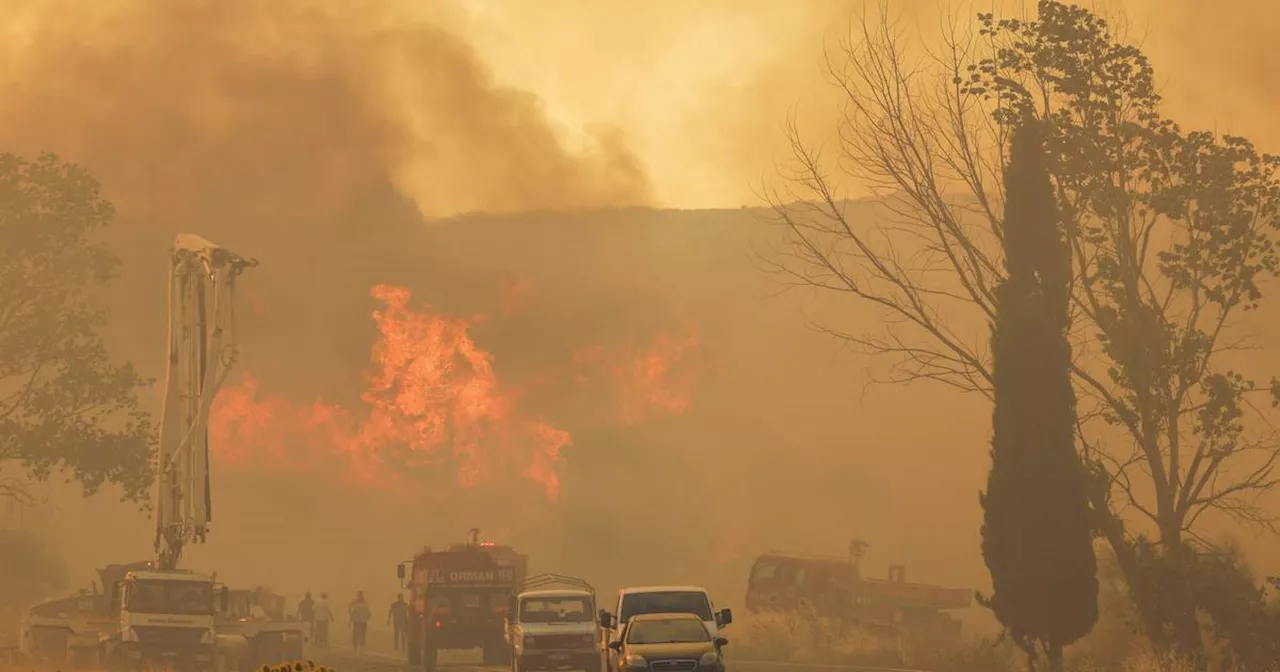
[210,284,702,500]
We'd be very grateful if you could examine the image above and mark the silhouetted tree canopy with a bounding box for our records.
[0,152,152,503]
[980,119,1098,672]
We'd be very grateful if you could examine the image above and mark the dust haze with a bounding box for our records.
[1,0,1279,640]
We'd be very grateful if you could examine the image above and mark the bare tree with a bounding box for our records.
[763,0,1280,658]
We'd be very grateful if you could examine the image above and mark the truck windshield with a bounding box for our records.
[128,580,214,615]
[619,592,713,623]
[520,596,592,623]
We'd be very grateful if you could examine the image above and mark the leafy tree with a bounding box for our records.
[0,152,152,504]
[980,119,1098,672]
[764,0,1280,662]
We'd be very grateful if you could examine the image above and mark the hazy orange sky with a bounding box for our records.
[3,0,1274,213]
[384,0,1278,209]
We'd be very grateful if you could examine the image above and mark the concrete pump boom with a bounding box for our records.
[154,234,257,571]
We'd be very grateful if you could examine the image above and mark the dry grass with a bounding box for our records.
[731,608,911,667]
[727,609,1277,672]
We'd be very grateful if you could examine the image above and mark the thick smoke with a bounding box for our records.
[0,0,650,227]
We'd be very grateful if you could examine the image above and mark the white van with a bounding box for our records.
[599,586,732,668]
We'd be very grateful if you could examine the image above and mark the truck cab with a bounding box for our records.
[103,569,225,672]
[505,575,599,672]
[399,532,527,672]
[598,586,731,671]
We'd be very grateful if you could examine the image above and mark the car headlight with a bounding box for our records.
[624,654,647,667]
[699,652,720,666]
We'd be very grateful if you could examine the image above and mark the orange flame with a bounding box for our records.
[210,284,701,501]
[498,275,535,315]
[212,284,570,499]
[573,329,702,425]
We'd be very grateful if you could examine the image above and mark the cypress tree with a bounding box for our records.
[979,119,1098,672]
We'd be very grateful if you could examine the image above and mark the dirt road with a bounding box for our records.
[308,647,930,672]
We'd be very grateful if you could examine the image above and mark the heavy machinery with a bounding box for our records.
[215,587,305,671]
[504,574,599,672]
[18,236,278,672]
[19,562,154,667]
[96,235,258,672]
[744,544,971,645]
[399,529,529,672]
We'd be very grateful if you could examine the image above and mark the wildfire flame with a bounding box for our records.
[210,283,701,501]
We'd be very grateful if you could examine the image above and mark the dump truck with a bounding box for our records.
[744,550,970,643]
[399,529,528,672]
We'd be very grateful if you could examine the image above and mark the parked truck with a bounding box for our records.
[744,549,970,644]
[18,561,219,671]
[504,574,599,672]
[215,587,306,672]
[399,529,528,672]
[99,566,226,672]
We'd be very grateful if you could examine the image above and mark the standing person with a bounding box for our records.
[388,593,409,654]
[313,593,334,647]
[297,592,316,640]
[349,591,372,652]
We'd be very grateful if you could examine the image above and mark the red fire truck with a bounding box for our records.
[398,530,528,672]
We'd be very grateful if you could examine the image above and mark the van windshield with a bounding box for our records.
[619,591,713,623]
[626,618,710,644]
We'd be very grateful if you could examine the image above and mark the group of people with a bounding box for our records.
[295,591,411,654]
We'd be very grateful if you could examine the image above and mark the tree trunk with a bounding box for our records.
[1160,523,1207,671]
[1046,641,1063,672]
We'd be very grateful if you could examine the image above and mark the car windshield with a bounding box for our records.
[619,591,713,623]
[520,596,593,623]
[128,580,214,615]
[626,619,710,645]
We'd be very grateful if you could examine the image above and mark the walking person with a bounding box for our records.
[349,591,372,652]
[313,592,334,647]
[388,593,409,654]
[297,592,316,641]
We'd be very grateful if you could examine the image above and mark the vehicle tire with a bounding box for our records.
[407,621,422,666]
[105,649,126,672]
[422,644,438,672]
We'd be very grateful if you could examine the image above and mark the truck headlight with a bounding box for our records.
[623,654,647,668]
[699,652,721,667]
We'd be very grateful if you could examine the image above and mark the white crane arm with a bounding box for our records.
[154,235,257,571]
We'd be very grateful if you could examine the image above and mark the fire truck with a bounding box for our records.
[398,529,528,672]
[744,546,971,643]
